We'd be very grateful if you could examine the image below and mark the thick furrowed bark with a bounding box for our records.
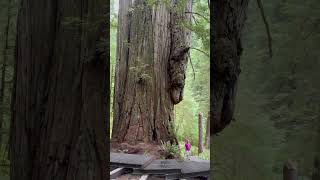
[10,0,108,180]
[112,0,192,145]
[211,0,249,135]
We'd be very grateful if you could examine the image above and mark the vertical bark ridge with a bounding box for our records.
[11,0,108,179]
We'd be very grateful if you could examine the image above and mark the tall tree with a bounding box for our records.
[10,0,109,179]
[211,0,250,134]
[112,0,192,144]
[198,112,204,154]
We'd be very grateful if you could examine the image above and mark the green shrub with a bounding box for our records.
[160,140,181,159]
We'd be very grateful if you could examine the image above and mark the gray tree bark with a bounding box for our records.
[112,0,192,145]
[10,0,109,179]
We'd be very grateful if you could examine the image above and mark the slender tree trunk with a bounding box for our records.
[10,0,109,180]
[112,0,192,144]
[198,112,204,154]
[205,112,210,148]
[283,160,298,180]
[211,0,250,135]
[0,0,12,146]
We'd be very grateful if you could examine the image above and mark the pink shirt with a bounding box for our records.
[185,143,191,151]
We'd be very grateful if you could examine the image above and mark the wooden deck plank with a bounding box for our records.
[180,161,210,178]
[189,156,210,163]
[110,152,210,179]
[110,168,126,179]
[110,153,155,168]
[139,174,149,180]
[134,159,182,175]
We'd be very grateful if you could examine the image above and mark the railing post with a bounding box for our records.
[283,160,298,180]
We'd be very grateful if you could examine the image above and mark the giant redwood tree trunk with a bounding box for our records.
[10,0,109,180]
[112,0,192,144]
[211,0,250,135]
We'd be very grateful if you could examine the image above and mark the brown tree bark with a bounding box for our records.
[204,112,210,148]
[211,0,250,135]
[112,0,192,144]
[10,0,109,180]
[283,160,298,180]
[198,112,204,154]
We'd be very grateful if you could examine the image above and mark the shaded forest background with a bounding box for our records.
[0,0,318,179]
[213,0,320,179]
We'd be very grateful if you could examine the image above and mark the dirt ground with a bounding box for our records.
[111,142,166,159]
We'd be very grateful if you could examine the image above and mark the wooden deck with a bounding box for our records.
[110,153,210,179]
[110,152,155,168]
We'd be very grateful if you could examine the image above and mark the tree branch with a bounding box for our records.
[185,11,209,22]
[302,22,320,40]
[190,47,210,58]
[187,52,196,80]
[191,14,198,25]
[256,0,272,57]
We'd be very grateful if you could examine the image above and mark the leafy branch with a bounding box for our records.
[185,11,209,22]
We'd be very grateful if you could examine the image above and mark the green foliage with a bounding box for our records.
[129,57,152,84]
[160,140,181,159]
[0,146,9,178]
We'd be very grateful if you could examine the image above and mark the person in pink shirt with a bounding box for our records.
[185,138,191,160]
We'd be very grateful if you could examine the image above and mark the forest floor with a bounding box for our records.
[110,142,165,159]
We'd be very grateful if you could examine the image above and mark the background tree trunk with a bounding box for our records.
[205,112,210,148]
[283,160,298,180]
[10,0,109,180]
[211,0,250,135]
[0,0,12,146]
[198,112,204,154]
[112,0,192,144]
